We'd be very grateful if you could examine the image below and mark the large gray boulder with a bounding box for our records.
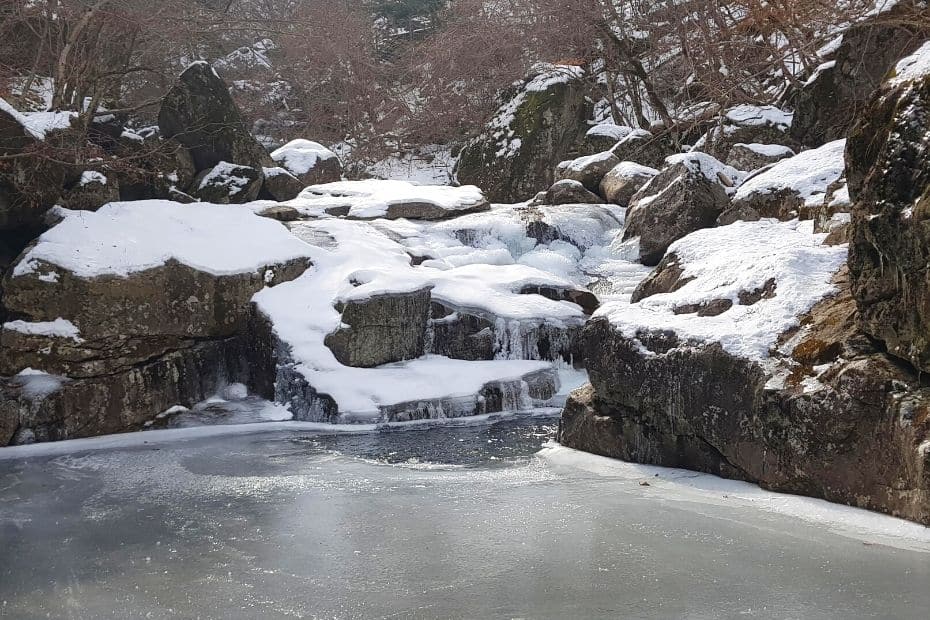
[555,151,619,191]
[598,161,658,207]
[158,61,272,172]
[540,179,604,205]
[456,65,588,203]
[623,153,741,265]
[325,287,432,368]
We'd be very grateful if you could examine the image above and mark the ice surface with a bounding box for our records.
[1,422,929,618]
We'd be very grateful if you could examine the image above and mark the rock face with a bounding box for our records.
[623,153,740,265]
[158,61,271,172]
[790,2,930,147]
[848,42,930,372]
[0,202,314,445]
[456,65,588,203]
[561,277,930,526]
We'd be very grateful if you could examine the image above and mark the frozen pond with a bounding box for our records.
[1,414,929,619]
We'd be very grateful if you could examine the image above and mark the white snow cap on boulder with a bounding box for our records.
[889,40,930,85]
[290,179,489,220]
[271,139,339,175]
[724,105,793,130]
[733,139,846,207]
[12,201,314,278]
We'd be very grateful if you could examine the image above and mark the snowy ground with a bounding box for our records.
[1,418,928,619]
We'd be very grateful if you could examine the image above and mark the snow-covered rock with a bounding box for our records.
[538,179,604,205]
[598,161,658,207]
[191,161,263,204]
[289,179,490,220]
[270,139,342,186]
[725,143,795,172]
[623,152,744,265]
[456,64,588,202]
[556,151,620,191]
[725,139,846,222]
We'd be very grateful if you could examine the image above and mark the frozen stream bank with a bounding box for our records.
[2,416,929,619]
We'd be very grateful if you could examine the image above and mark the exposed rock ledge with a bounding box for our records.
[560,273,930,525]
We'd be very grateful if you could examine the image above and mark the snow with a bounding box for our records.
[12,368,68,400]
[805,60,836,86]
[19,111,77,139]
[586,123,635,141]
[524,63,584,92]
[365,145,456,185]
[0,97,42,140]
[733,139,846,207]
[197,161,254,195]
[596,219,848,361]
[79,170,107,187]
[290,179,486,219]
[12,201,314,279]
[557,151,616,173]
[0,98,77,140]
[889,40,930,86]
[606,161,659,178]
[3,318,83,342]
[664,152,744,188]
[252,217,590,420]
[539,444,930,553]
[724,105,792,130]
[734,143,795,157]
[271,139,339,176]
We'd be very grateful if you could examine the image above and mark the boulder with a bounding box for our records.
[582,123,637,154]
[790,1,930,147]
[190,162,263,204]
[270,139,343,186]
[697,105,794,160]
[555,151,620,191]
[0,201,314,444]
[560,218,930,524]
[57,170,120,212]
[542,179,604,205]
[721,139,846,223]
[847,41,930,372]
[456,64,589,203]
[260,166,305,201]
[609,129,675,169]
[114,137,197,202]
[623,153,742,265]
[325,287,433,368]
[725,143,794,172]
[158,61,272,172]
[598,161,658,207]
